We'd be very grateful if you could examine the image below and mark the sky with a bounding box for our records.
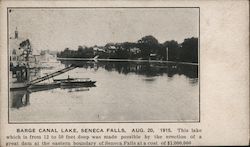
[9,8,199,51]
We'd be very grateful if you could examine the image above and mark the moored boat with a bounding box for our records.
[60,78,96,87]
[53,76,90,82]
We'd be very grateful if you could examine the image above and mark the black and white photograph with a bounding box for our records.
[8,8,199,123]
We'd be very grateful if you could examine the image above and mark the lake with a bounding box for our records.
[9,61,199,122]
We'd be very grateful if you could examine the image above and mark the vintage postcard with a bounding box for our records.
[0,0,249,146]
[8,7,199,123]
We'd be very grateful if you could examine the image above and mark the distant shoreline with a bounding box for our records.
[57,57,198,66]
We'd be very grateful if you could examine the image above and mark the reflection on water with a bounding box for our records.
[10,61,199,122]
[62,61,198,79]
[67,87,90,93]
[10,90,30,109]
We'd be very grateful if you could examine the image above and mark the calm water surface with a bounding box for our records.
[10,61,199,122]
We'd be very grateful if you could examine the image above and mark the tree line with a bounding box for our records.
[57,35,198,63]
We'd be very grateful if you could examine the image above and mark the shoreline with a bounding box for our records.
[57,58,198,66]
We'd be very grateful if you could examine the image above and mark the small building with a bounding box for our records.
[105,45,118,54]
[93,47,105,52]
[130,47,141,54]
[40,50,55,62]
[149,53,157,60]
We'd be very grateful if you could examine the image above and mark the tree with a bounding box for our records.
[138,35,159,45]
[56,36,198,63]
[105,43,115,48]
[163,40,180,61]
[138,35,160,59]
[179,37,198,63]
[19,39,32,61]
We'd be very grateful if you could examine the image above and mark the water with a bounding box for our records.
[9,61,199,122]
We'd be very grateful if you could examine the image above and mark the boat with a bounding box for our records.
[53,78,75,82]
[53,77,89,82]
[60,78,96,87]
